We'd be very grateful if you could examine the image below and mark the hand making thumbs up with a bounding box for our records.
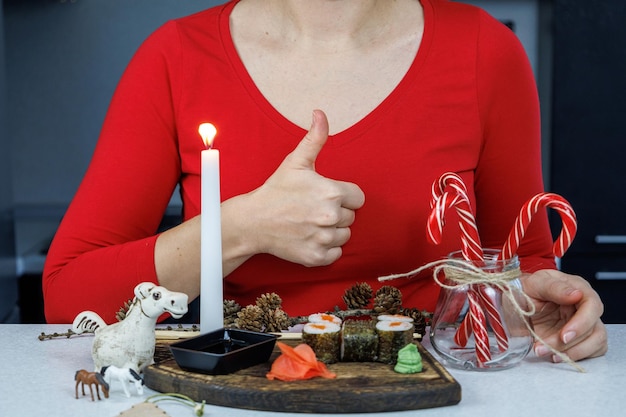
[221,110,365,269]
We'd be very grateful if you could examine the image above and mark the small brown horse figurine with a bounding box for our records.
[75,369,110,401]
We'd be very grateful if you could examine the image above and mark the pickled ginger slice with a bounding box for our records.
[266,342,337,381]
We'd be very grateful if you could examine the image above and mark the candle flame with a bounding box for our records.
[198,123,217,149]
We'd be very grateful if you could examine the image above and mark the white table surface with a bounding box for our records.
[0,324,623,417]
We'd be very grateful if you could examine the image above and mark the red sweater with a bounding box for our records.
[43,0,555,324]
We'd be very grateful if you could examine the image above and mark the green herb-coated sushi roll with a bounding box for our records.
[302,322,341,364]
[341,318,378,362]
[376,320,414,364]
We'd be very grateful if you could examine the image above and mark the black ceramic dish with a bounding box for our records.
[169,328,278,375]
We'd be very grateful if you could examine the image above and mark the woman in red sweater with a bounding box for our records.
[43,0,606,361]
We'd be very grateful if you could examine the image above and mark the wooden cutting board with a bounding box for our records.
[144,339,461,413]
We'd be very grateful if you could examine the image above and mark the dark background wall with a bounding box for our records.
[0,3,19,323]
[5,0,220,208]
[550,0,626,323]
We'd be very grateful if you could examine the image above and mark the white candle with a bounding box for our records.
[199,123,224,333]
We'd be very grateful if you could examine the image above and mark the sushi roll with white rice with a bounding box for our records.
[308,313,342,326]
[376,320,414,364]
[377,314,414,323]
[302,322,342,363]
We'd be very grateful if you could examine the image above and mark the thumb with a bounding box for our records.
[525,270,584,305]
[287,110,330,170]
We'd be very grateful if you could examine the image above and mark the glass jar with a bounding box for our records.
[429,249,533,371]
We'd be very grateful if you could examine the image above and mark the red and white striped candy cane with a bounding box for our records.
[500,192,577,261]
[468,290,491,367]
[426,191,460,246]
[428,174,496,361]
[429,173,508,355]
[453,288,508,353]
[475,286,509,352]
[427,173,483,262]
[430,172,470,208]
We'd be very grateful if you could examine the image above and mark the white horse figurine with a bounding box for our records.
[72,282,188,373]
[100,365,144,397]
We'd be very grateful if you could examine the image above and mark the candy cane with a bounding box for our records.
[478,287,509,352]
[500,193,577,261]
[426,191,460,246]
[430,172,469,208]
[429,174,492,359]
[427,174,483,262]
[453,290,508,353]
[468,290,490,366]
[427,191,482,259]
[429,173,507,354]
[453,301,473,347]
[428,191,502,352]
[452,289,498,364]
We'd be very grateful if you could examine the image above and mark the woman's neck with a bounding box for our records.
[230,0,424,134]
[235,0,404,52]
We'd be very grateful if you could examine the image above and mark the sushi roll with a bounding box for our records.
[376,320,414,364]
[302,322,341,364]
[341,318,379,362]
[308,313,342,326]
[377,314,414,323]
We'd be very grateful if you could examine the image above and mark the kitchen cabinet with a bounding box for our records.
[550,0,626,323]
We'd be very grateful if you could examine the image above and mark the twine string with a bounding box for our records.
[145,393,206,416]
[379,259,585,372]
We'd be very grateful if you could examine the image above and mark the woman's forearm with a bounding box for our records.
[154,199,257,299]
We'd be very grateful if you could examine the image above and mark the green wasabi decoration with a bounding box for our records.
[393,343,422,374]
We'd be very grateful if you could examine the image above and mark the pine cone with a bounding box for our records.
[256,292,283,311]
[373,285,403,314]
[400,307,427,336]
[223,299,242,327]
[342,282,373,309]
[264,308,290,332]
[235,305,265,332]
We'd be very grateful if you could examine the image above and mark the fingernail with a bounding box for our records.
[552,354,563,363]
[535,344,550,357]
[311,110,320,126]
[562,331,576,344]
